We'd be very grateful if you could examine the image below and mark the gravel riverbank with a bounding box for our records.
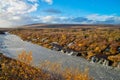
[0,33,120,80]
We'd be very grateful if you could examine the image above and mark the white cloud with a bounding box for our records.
[0,0,120,28]
[39,16,68,23]
[86,14,114,21]
[0,19,12,28]
[40,16,55,23]
[86,14,120,24]
[11,16,21,20]
[28,0,38,2]
[43,0,53,5]
[0,0,39,28]
[40,14,120,24]
[0,0,38,15]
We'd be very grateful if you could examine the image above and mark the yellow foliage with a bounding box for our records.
[62,34,66,39]
[87,52,95,60]
[94,47,100,52]
[18,51,32,64]
[0,51,93,80]
[108,54,120,62]
[78,43,83,47]
[39,60,93,80]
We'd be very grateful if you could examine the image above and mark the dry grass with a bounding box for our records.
[0,51,93,80]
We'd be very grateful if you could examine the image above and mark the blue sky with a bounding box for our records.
[36,0,120,16]
[0,0,120,27]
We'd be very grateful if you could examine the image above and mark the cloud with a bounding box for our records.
[86,14,114,21]
[37,15,120,24]
[40,16,54,23]
[43,8,62,14]
[43,0,53,5]
[86,14,120,24]
[0,0,120,28]
[39,16,65,23]
[0,0,39,28]
[28,0,38,2]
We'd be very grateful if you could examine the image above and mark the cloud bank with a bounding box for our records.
[0,0,120,28]
[38,14,120,24]
[0,0,38,28]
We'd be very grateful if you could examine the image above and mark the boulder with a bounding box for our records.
[67,51,74,56]
[52,46,61,51]
[98,58,104,64]
[103,59,109,66]
[76,53,82,56]
[71,51,79,56]
[90,56,110,66]
[117,62,120,68]
[51,42,63,51]
[60,50,64,53]
[90,56,99,63]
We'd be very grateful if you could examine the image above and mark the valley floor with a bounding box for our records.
[0,33,120,80]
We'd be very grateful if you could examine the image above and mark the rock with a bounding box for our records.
[90,56,110,66]
[98,58,104,64]
[52,47,61,51]
[90,56,99,63]
[65,50,79,56]
[117,62,120,68]
[117,47,120,53]
[60,50,64,53]
[71,51,79,56]
[67,42,74,47]
[65,49,72,53]
[51,42,63,51]
[67,51,73,56]
[76,53,82,56]
[41,38,48,42]
[103,59,109,66]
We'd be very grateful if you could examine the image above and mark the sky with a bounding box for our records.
[0,0,120,27]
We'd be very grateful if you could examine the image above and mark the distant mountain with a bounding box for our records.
[21,23,120,28]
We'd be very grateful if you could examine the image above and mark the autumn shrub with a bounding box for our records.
[108,54,120,67]
[0,53,50,80]
[18,50,33,64]
[9,27,120,66]
[0,51,93,80]
[39,60,93,80]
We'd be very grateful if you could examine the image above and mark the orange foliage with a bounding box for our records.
[18,51,32,64]
[108,54,120,62]
[10,27,120,65]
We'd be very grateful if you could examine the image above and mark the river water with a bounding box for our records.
[0,33,120,80]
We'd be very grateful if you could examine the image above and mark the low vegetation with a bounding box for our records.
[10,27,120,67]
[0,51,93,80]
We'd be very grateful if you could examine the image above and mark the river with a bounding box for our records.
[0,33,120,80]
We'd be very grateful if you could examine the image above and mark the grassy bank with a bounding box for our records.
[0,52,93,80]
